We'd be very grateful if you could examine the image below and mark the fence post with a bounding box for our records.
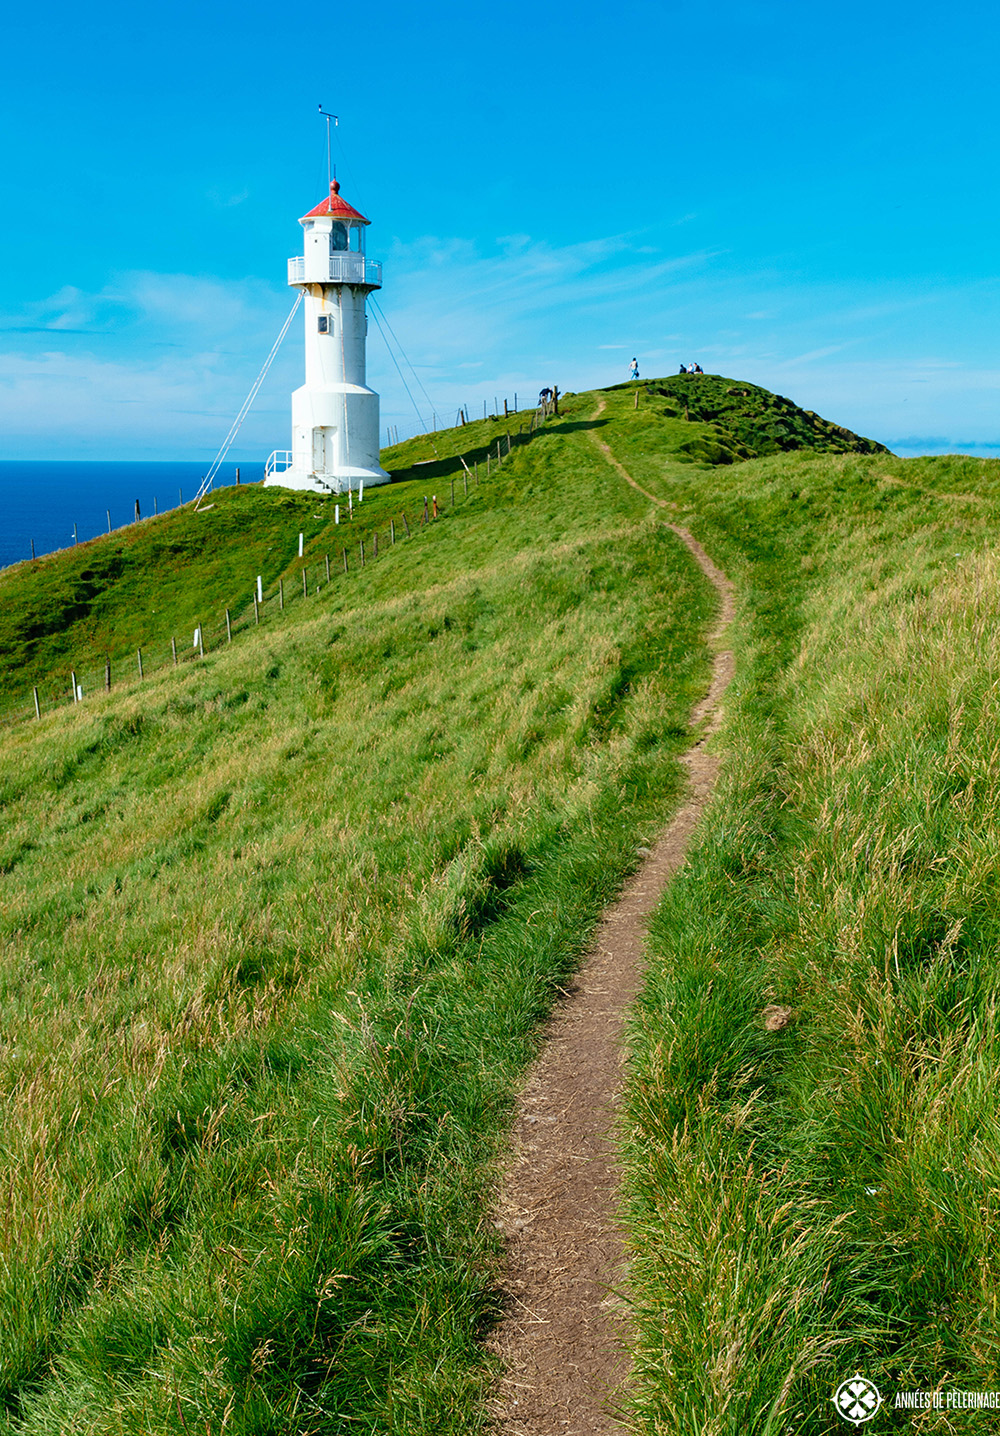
[302,567,308,597]
[171,637,178,665]
[253,593,259,625]
[105,659,111,690]
[359,541,365,568]
[137,649,144,680]
[198,625,204,658]
[325,553,331,582]
[107,510,111,534]
[390,518,395,545]
[373,531,378,558]
[343,548,349,572]
[30,539,35,560]
[33,687,40,720]
[71,671,78,703]
[226,609,232,643]
[463,470,468,497]
[423,497,429,524]
[73,523,78,544]
[279,578,284,610]
[402,513,410,537]
[432,495,438,519]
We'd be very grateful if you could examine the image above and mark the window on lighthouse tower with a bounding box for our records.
[330,222,348,253]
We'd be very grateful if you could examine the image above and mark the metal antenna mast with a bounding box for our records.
[318,105,339,187]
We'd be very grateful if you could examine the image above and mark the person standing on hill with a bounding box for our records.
[629,357,639,380]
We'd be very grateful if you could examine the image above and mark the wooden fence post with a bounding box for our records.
[390,518,395,544]
[105,659,111,690]
[359,541,365,568]
[279,578,284,610]
[33,688,40,720]
[71,671,78,703]
[325,553,331,582]
[253,593,259,625]
[343,548,349,572]
[402,513,411,537]
[450,477,455,505]
[171,637,178,666]
[303,568,308,597]
[137,649,144,680]
[198,626,204,658]
[226,609,232,643]
[373,532,378,558]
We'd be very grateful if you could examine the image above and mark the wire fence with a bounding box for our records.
[2,406,557,735]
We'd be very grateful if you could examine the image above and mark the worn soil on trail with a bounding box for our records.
[489,407,735,1435]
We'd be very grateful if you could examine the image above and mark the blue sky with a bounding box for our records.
[3,0,999,461]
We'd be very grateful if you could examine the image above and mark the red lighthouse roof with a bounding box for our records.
[301,179,370,224]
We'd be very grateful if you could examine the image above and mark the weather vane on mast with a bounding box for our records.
[318,105,339,189]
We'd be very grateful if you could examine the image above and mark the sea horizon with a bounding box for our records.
[0,460,259,572]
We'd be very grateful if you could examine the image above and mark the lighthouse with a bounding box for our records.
[265,180,389,494]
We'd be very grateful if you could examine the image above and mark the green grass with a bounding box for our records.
[590,383,1000,1431]
[0,405,533,720]
[9,372,1000,1433]
[0,397,714,1433]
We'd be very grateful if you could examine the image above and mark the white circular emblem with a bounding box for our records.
[833,1375,883,1425]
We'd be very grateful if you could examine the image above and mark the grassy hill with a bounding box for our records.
[3,377,1000,1433]
[0,398,712,1434]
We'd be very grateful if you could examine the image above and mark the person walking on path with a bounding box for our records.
[629,357,639,381]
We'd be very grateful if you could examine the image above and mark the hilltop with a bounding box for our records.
[3,378,1000,1434]
[625,370,890,462]
[0,375,884,719]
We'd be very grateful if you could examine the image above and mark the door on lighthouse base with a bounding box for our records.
[313,427,336,477]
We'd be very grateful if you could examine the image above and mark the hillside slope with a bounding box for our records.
[0,398,713,1435]
[4,378,999,1433]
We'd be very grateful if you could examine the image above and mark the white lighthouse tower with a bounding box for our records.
[265,180,389,493]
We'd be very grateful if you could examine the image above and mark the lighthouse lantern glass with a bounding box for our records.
[330,222,348,253]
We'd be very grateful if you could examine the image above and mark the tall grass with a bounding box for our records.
[596,384,1000,1431]
[0,405,715,1433]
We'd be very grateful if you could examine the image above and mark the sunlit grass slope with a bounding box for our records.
[0,400,715,1434]
[590,382,1000,1433]
[0,405,528,717]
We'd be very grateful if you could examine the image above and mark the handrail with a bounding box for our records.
[287,256,382,287]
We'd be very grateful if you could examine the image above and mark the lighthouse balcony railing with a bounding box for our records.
[266,450,293,479]
[287,255,382,287]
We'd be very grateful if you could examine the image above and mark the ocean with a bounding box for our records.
[0,461,255,572]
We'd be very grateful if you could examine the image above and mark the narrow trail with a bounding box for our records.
[489,403,735,1435]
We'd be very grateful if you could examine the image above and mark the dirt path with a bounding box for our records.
[489,406,735,1436]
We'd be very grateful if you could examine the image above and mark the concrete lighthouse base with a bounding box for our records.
[265,381,391,495]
